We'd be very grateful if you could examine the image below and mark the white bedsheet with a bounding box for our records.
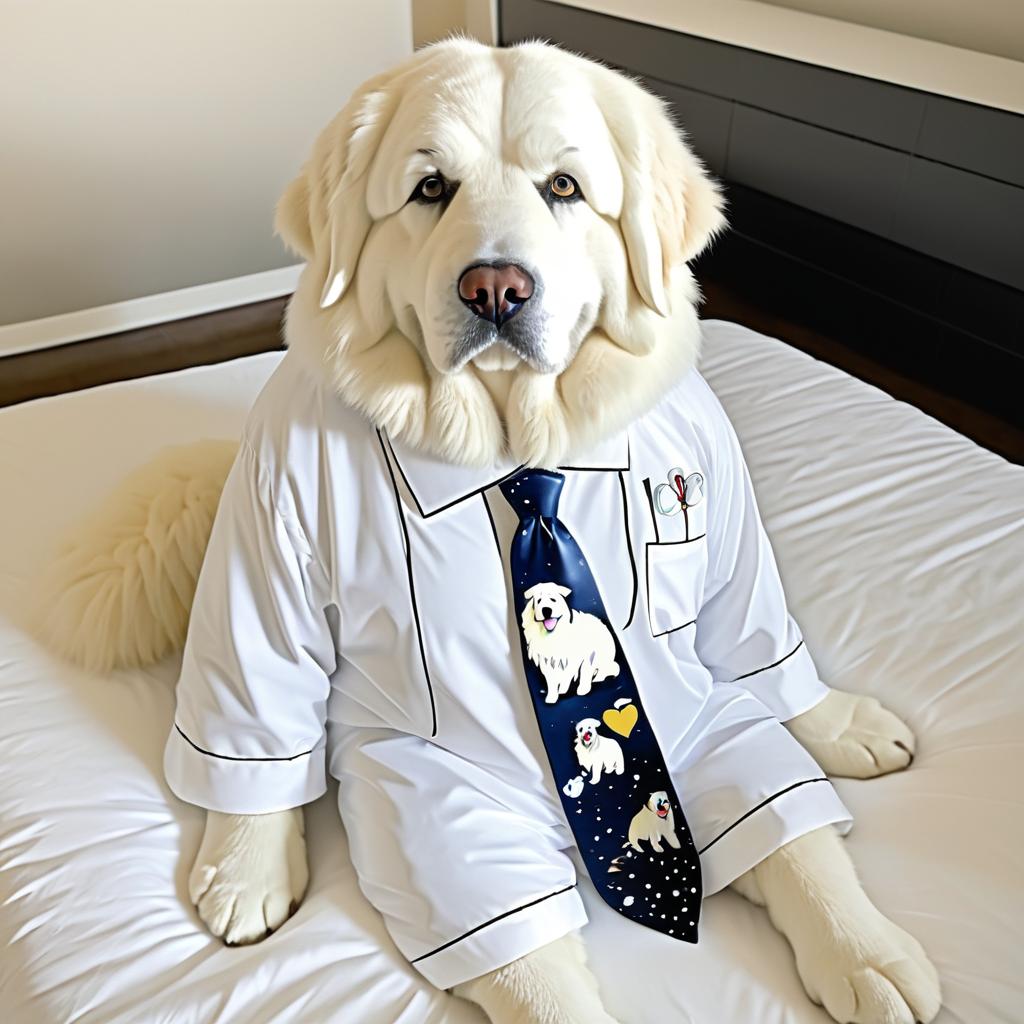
[1,321,1021,1023]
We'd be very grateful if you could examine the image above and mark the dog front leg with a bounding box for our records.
[189,808,308,945]
[733,826,941,1024]
[453,932,621,1024]
[787,688,916,778]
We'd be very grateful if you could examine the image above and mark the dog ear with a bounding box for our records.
[556,585,572,597]
[597,70,726,315]
[275,174,314,260]
[274,76,399,308]
[523,583,541,602]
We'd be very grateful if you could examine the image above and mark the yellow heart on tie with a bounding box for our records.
[603,704,638,739]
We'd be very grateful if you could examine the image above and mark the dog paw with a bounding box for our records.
[797,909,941,1024]
[787,689,916,779]
[188,808,308,946]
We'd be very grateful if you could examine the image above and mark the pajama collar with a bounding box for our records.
[383,429,630,518]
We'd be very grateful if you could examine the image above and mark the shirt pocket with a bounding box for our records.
[645,538,707,638]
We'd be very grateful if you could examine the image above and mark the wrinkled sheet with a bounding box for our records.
[1,320,1020,1023]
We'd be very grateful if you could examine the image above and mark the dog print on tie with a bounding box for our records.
[628,792,682,854]
[521,584,620,702]
[573,718,625,785]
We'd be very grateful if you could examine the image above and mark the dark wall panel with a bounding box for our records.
[917,97,1024,188]
[727,106,909,238]
[893,159,1024,290]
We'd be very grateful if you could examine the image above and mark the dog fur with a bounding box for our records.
[34,38,940,1024]
[31,439,237,672]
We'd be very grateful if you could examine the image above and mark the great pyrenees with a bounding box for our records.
[35,38,939,1024]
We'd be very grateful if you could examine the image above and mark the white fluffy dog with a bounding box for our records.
[521,583,620,702]
[34,39,940,1024]
[574,718,625,784]
[628,791,682,854]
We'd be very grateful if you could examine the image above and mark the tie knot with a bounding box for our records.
[499,469,564,520]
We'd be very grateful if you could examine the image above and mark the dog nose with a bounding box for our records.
[541,606,552,617]
[458,262,534,326]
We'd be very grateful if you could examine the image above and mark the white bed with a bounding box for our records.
[1,320,1021,1023]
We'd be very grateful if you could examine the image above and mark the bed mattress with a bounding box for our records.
[1,320,1021,1023]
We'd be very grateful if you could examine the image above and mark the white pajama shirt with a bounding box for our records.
[165,349,851,989]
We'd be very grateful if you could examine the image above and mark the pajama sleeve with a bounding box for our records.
[164,439,337,814]
[693,381,829,722]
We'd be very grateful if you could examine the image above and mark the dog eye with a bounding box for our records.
[546,173,581,202]
[411,174,448,204]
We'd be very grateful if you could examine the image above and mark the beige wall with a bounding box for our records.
[412,0,496,48]
[762,0,1024,62]
[1,1,412,325]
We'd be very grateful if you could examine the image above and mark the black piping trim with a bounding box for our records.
[649,534,707,547]
[698,778,829,855]
[642,476,660,543]
[376,430,439,737]
[619,470,639,630]
[384,432,629,519]
[651,618,697,639]
[482,490,502,559]
[173,724,315,763]
[411,884,577,963]
[730,640,805,683]
[387,433,523,519]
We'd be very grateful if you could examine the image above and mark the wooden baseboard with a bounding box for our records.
[0,297,286,408]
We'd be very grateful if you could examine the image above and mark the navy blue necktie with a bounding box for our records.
[500,469,701,941]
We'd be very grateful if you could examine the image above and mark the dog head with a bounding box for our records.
[523,582,571,635]
[647,791,672,819]
[278,39,725,467]
[575,717,602,750]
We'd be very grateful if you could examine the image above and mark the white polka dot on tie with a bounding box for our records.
[606,828,612,834]
[623,896,634,907]
[645,884,651,889]
[672,890,679,897]
[691,887,697,893]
